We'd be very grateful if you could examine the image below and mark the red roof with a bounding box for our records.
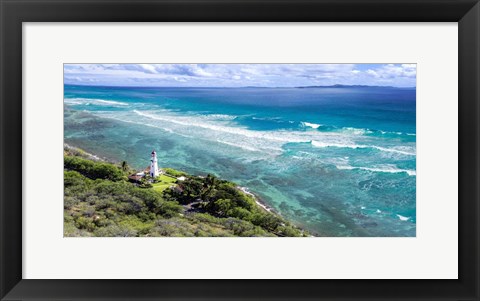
[128,174,143,181]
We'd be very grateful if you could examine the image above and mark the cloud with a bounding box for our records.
[364,64,416,79]
[64,64,416,87]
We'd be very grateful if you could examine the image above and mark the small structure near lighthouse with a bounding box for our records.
[127,150,165,184]
[150,150,160,177]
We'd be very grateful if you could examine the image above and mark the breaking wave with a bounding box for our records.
[310,140,415,156]
[335,164,416,176]
[302,121,322,129]
[64,97,129,107]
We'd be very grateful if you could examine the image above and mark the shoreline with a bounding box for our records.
[64,143,104,162]
[237,186,274,213]
[65,143,274,214]
[64,143,296,227]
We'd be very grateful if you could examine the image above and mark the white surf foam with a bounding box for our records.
[302,123,374,135]
[372,146,416,156]
[341,127,373,135]
[216,140,261,152]
[396,214,411,221]
[96,109,416,161]
[311,140,360,149]
[133,110,311,144]
[378,130,416,137]
[64,100,84,105]
[302,122,321,129]
[203,114,237,121]
[64,98,129,107]
[310,140,416,156]
[335,164,416,176]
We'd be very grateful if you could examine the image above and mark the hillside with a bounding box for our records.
[63,146,308,237]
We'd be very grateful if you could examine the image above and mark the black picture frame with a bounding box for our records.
[1,0,479,300]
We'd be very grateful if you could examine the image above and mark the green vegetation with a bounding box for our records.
[64,147,308,237]
[64,155,126,182]
[152,174,177,193]
[163,168,188,177]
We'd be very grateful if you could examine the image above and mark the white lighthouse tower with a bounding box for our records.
[150,150,159,177]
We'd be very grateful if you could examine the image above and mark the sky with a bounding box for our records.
[64,64,416,88]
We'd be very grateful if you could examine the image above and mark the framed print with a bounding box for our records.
[1,0,479,300]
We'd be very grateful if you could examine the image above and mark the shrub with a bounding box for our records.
[93,225,138,237]
[163,168,188,177]
[75,216,96,232]
[119,216,155,235]
[64,155,125,181]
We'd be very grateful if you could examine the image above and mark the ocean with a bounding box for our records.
[64,84,416,237]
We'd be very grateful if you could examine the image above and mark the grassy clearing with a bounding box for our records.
[152,174,177,192]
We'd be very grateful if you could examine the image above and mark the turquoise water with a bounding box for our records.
[64,84,416,236]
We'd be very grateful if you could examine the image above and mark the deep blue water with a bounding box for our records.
[64,84,416,236]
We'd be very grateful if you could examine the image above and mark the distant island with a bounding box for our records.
[63,83,413,89]
[296,84,400,89]
[64,145,309,237]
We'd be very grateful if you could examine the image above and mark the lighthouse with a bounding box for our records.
[150,150,159,177]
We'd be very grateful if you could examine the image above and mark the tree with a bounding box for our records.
[201,174,218,201]
[121,161,129,172]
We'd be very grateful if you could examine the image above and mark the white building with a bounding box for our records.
[150,150,160,177]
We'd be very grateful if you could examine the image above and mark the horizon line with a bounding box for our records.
[64,83,417,89]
